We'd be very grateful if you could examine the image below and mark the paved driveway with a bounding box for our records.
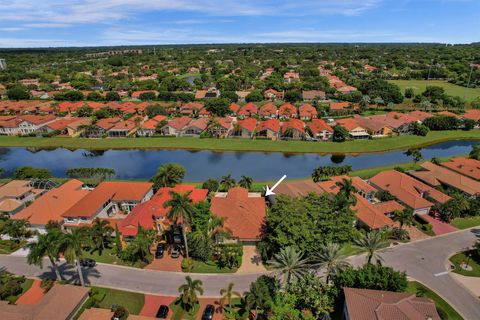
[140,294,175,318]
[421,215,458,235]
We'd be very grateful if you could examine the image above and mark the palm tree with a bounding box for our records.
[238,176,253,190]
[178,276,204,311]
[59,228,87,286]
[164,191,194,259]
[393,208,414,230]
[220,282,241,311]
[220,174,236,191]
[354,230,386,265]
[27,229,63,281]
[90,218,113,254]
[312,242,350,284]
[267,246,310,289]
[338,178,356,200]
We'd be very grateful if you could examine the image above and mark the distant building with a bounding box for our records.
[0,59,6,70]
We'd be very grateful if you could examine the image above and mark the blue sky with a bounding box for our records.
[0,0,479,48]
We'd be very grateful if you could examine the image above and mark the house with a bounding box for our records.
[195,87,220,99]
[235,91,250,102]
[11,179,89,232]
[353,115,394,138]
[179,102,204,116]
[160,116,191,136]
[66,118,91,137]
[258,103,277,119]
[409,111,433,123]
[343,288,440,320]
[62,181,153,227]
[461,109,480,123]
[17,114,57,135]
[278,103,297,120]
[329,102,351,112]
[306,119,333,141]
[336,118,370,139]
[0,180,44,215]
[352,195,400,230]
[181,117,209,137]
[231,118,257,138]
[410,162,480,197]
[264,88,284,101]
[256,119,280,140]
[260,67,275,79]
[274,180,324,198]
[441,157,480,180]
[81,117,121,138]
[19,78,40,87]
[0,84,7,99]
[337,85,358,94]
[210,187,266,244]
[302,90,326,101]
[364,64,378,72]
[0,284,90,320]
[108,118,141,137]
[369,170,451,215]
[229,103,241,116]
[40,117,86,135]
[330,175,378,201]
[118,185,208,237]
[368,114,411,134]
[281,118,305,140]
[136,115,167,137]
[284,70,300,83]
[0,117,23,135]
[237,103,258,119]
[299,104,318,121]
[208,117,233,138]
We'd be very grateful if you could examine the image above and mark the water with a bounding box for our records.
[0,140,477,181]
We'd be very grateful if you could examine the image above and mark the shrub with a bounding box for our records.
[181,258,195,272]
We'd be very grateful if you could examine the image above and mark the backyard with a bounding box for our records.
[388,80,480,102]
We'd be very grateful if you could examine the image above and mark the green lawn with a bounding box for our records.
[184,260,239,273]
[451,216,480,229]
[82,247,151,269]
[450,251,480,277]
[170,300,199,320]
[0,240,27,254]
[406,281,463,320]
[389,80,480,102]
[0,130,478,154]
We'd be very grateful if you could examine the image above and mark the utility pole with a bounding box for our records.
[427,59,434,80]
[0,59,6,70]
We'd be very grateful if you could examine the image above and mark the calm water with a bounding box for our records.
[0,140,477,181]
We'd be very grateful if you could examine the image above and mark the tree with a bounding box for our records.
[334,264,408,292]
[287,274,335,318]
[360,79,403,104]
[178,276,203,311]
[151,163,186,191]
[139,91,156,101]
[202,178,219,193]
[59,228,86,286]
[243,275,278,319]
[76,106,93,117]
[27,229,63,281]
[410,122,429,136]
[312,242,350,284]
[164,191,194,259]
[311,165,352,182]
[220,282,241,311]
[470,145,480,160]
[205,98,230,117]
[13,166,52,179]
[246,90,264,102]
[3,219,31,243]
[238,175,253,190]
[114,224,122,254]
[405,88,414,99]
[393,208,414,230]
[121,225,153,263]
[267,246,310,289]
[87,92,104,101]
[439,195,471,222]
[353,230,386,265]
[90,218,113,254]
[145,104,168,118]
[220,174,236,191]
[333,124,348,142]
[7,87,30,100]
[284,91,302,103]
[405,148,423,163]
[269,293,302,320]
[106,91,121,101]
[336,178,357,206]
[423,115,459,131]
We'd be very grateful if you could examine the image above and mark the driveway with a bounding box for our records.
[140,294,175,318]
[421,215,458,235]
[236,245,266,273]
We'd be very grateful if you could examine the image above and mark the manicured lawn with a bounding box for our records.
[451,216,480,229]
[82,247,151,269]
[0,130,478,154]
[341,243,364,257]
[4,278,33,304]
[350,161,422,179]
[450,250,480,277]
[0,240,27,254]
[185,260,238,273]
[406,281,463,320]
[389,80,480,102]
[170,300,199,320]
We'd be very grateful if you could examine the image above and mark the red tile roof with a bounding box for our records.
[329,102,350,110]
[278,103,297,117]
[281,118,305,134]
[461,109,480,121]
[166,116,191,130]
[95,117,121,130]
[257,119,280,133]
[229,103,241,114]
[299,104,318,119]
[237,118,258,132]
[258,103,277,117]
[336,117,363,131]
[307,119,333,134]
[45,117,83,131]
[409,111,433,122]
[441,157,480,180]
[352,195,398,229]
[19,114,56,125]
[211,187,266,240]
[238,103,258,116]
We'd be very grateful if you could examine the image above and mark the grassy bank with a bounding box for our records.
[0,130,478,154]
[388,80,480,102]
[451,216,480,229]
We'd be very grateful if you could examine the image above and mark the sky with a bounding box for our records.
[0,0,479,48]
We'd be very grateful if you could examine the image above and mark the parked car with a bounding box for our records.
[173,231,182,244]
[155,244,164,259]
[201,304,215,320]
[156,305,169,318]
[80,258,96,267]
[171,245,181,258]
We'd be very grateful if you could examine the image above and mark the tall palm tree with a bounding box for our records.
[59,228,87,286]
[354,230,386,265]
[393,208,414,230]
[267,246,310,289]
[312,242,350,284]
[220,174,236,191]
[27,229,63,281]
[164,191,194,259]
[178,276,204,311]
[220,282,241,310]
[338,178,356,200]
[90,218,113,254]
[238,175,253,190]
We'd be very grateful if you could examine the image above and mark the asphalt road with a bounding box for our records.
[1,228,480,319]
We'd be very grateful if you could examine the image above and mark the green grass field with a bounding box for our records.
[451,216,480,229]
[450,250,480,277]
[0,130,479,154]
[389,80,480,102]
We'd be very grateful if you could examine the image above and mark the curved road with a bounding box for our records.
[1,228,479,319]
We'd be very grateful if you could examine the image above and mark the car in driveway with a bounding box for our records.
[173,231,182,244]
[156,305,169,318]
[201,304,215,320]
[171,245,181,258]
[155,244,164,259]
[79,258,96,267]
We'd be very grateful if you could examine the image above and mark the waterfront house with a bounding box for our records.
[336,118,370,139]
[17,114,57,135]
[281,118,305,140]
[441,157,480,180]
[409,111,433,123]
[231,118,257,139]
[258,103,277,119]
[81,117,121,138]
[65,118,91,137]
[255,119,280,140]
[306,119,333,141]
[237,103,258,119]
[136,115,167,137]
[278,103,298,120]
[40,117,86,136]
[352,195,400,230]
[368,114,410,134]
[0,180,44,216]
[160,116,191,136]
[107,118,142,137]
[299,104,318,121]
[264,88,284,101]
[353,115,393,138]
[181,117,209,137]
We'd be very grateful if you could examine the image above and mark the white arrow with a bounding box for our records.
[265,175,287,196]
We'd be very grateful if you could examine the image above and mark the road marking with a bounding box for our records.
[434,271,449,277]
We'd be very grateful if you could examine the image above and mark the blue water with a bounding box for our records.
[0,140,477,181]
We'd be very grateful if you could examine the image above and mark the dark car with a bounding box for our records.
[156,305,169,318]
[80,258,96,267]
[155,244,164,259]
[171,245,181,258]
[172,232,182,244]
[201,304,215,320]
